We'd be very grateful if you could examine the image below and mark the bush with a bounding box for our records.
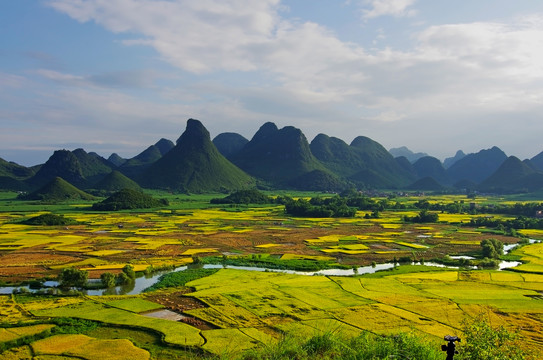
[144,268,219,292]
[21,213,79,226]
[458,315,530,360]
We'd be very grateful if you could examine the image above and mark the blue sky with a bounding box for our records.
[2,0,543,166]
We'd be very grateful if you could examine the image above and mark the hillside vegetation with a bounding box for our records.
[20,177,95,202]
[139,119,255,192]
[92,188,168,210]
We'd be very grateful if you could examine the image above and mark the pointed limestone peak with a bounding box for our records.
[176,118,210,146]
[251,122,278,142]
[108,153,126,167]
[154,138,175,155]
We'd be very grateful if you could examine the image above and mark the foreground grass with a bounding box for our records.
[232,331,443,360]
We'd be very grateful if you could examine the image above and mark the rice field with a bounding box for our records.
[0,324,54,343]
[2,192,543,357]
[28,299,204,347]
[0,195,523,283]
[31,334,151,360]
[186,268,543,352]
[510,242,543,273]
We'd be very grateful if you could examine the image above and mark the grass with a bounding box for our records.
[144,268,220,292]
[201,328,261,356]
[237,331,444,360]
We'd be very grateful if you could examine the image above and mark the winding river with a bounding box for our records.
[0,259,523,296]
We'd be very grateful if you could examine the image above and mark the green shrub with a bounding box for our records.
[458,315,530,360]
[144,268,219,292]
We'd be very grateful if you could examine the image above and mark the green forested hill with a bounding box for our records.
[27,150,87,189]
[231,122,328,187]
[479,156,543,192]
[138,119,255,192]
[93,170,141,192]
[446,146,508,183]
[22,176,95,201]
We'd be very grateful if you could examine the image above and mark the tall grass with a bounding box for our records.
[232,331,442,360]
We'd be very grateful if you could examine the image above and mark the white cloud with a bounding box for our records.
[48,0,282,73]
[416,17,543,79]
[361,0,417,19]
[27,1,543,160]
[34,69,85,84]
[0,72,26,89]
[34,68,157,89]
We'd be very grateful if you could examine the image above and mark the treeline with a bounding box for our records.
[212,189,543,224]
[413,199,543,217]
[211,189,404,218]
[280,196,357,217]
[469,215,543,230]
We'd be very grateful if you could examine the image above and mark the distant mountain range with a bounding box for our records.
[2,118,543,194]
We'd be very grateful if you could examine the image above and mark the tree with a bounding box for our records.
[122,264,136,279]
[480,238,504,259]
[117,272,132,285]
[403,210,439,223]
[59,267,88,288]
[100,272,116,288]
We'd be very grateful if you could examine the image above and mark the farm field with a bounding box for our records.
[0,192,521,283]
[1,191,543,358]
[3,266,543,357]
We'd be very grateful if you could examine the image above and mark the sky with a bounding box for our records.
[2,0,543,166]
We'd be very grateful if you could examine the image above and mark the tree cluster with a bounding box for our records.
[100,265,136,288]
[469,215,543,231]
[403,210,439,223]
[480,238,504,259]
[414,198,543,218]
[58,267,88,288]
[282,196,357,218]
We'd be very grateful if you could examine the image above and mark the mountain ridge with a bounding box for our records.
[2,120,542,194]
